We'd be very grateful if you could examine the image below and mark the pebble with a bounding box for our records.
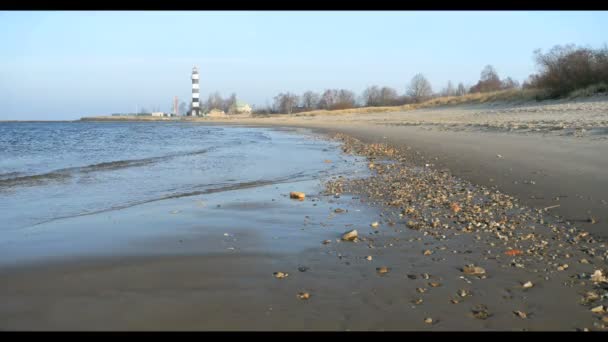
[591,305,605,314]
[472,305,491,320]
[322,240,331,245]
[416,287,427,293]
[591,270,607,283]
[522,281,534,289]
[514,310,528,319]
[371,221,379,228]
[289,192,305,200]
[298,266,309,272]
[334,208,346,213]
[341,230,358,242]
[297,292,310,300]
[273,272,288,279]
[423,249,433,256]
[365,255,373,261]
[424,317,433,324]
[376,266,389,275]
[463,265,486,276]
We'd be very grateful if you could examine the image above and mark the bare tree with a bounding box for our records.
[501,77,519,89]
[362,85,382,106]
[379,87,398,106]
[206,92,223,111]
[318,89,338,110]
[335,89,356,109]
[441,81,456,97]
[301,91,320,110]
[273,92,299,114]
[470,65,502,93]
[224,93,237,114]
[457,82,467,96]
[407,74,433,103]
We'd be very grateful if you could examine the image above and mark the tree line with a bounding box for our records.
[257,43,608,115]
[261,67,520,115]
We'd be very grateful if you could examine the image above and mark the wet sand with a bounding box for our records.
[3,101,608,330]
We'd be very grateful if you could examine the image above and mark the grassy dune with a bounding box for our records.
[289,88,542,117]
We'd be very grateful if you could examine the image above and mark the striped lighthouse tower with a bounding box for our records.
[191,66,200,116]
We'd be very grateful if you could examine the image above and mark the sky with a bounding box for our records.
[1,11,607,120]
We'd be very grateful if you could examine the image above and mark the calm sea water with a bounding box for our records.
[0,122,362,231]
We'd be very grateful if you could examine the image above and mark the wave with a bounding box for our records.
[27,171,315,227]
[0,148,214,190]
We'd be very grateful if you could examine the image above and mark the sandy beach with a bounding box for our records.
[2,98,608,330]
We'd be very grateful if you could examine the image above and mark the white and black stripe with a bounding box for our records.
[191,66,200,116]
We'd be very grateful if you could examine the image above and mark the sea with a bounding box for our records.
[0,122,374,266]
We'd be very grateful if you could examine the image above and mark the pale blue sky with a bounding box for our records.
[1,11,607,120]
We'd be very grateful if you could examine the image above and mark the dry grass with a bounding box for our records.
[290,89,542,117]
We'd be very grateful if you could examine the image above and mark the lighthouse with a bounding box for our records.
[191,66,200,116]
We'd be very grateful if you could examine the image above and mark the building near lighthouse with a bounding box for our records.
[191,66,201,116]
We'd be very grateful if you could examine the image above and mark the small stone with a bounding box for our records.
[416,287,427,293]
[602,316,608,324]
[376,266,389,275]
[423,249,433,256]
[584,291,600,303]
[289,192,305,200]
[421,273,430,280]
[341,230,358,242]
[298,266,309,272]
[322,239,331,245]
[522,281,534,289]
[589,217,597,224]
[297,292,310,300]
[514,310,527,319]
[451,299,460,304]
[429,282,441,287]
[462,265,486,276]
[365,255,373,261]
[334,208,345,213]
[496,154,503,158]
[407,274,417,280]
[412,298,423,305]
[371,221,379,228]
[450,203,462,213]
[472,305,491,320]
[424,317,433,324]
[273,272,288,279]
[458,289,469,297]
[580,259,589,264]
[591,305,605,314]
[591,270,607,283]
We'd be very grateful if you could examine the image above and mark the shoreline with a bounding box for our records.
[1,118,607,330]
[1,127,606,330]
